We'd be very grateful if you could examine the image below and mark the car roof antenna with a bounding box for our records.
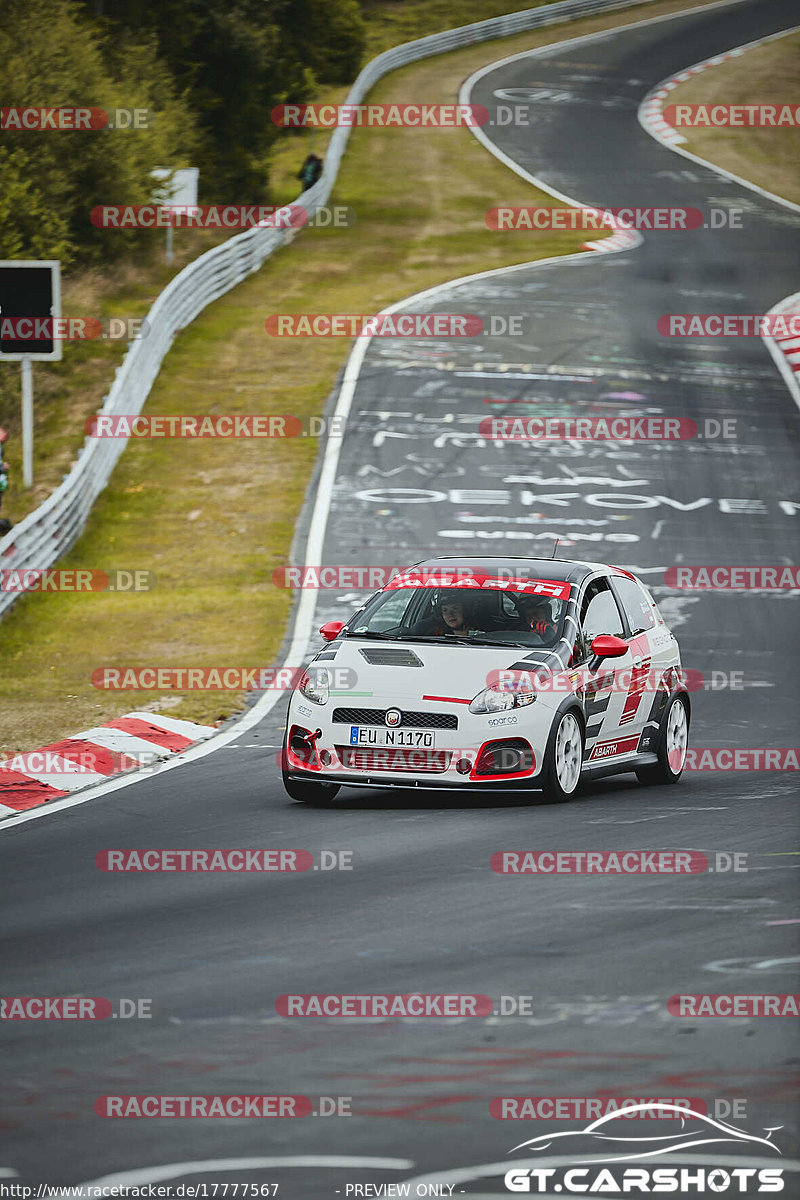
[549,537,560,559]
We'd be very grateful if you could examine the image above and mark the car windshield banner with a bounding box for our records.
[384,571,571,598]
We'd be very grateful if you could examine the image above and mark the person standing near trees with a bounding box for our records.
[297,152,323,189]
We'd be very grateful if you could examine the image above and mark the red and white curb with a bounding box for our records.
[0,712,216,816]
[639,27,800,149]
[582,227,640,253]
[763,290,800,412]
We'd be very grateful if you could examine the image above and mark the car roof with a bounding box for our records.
[406,556,628,585]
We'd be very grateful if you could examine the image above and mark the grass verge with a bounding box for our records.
[663,30,800,205]
[2,0,725,755]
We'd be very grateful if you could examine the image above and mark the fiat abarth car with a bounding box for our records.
[281,557,690,804]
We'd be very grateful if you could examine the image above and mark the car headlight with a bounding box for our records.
[469,683,536,714]
[299,666,330,706]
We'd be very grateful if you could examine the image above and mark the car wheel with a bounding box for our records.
[281,737,341,803]
[539,708,584,803]
[635,693,689,786]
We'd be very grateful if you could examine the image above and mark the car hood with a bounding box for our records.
[316,638,565,705]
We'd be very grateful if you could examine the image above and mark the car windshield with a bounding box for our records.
[344,576,570,649]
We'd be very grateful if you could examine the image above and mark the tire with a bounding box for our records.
[281,737,341,803]
[635,692,689,786]
[539,708,584,803]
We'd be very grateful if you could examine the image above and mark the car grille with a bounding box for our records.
[332,707,458,730]
[337,747,451,773]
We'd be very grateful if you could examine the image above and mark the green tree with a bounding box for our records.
[0,0,199,266]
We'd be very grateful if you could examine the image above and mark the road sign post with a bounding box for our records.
[21,356,33,488]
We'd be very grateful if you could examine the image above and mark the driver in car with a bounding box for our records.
[435,591,480,636]
[516,595,558,642]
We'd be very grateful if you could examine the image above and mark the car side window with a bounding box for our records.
[613,577,656,634]
[580,581,625,642]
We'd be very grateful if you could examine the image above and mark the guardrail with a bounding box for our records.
[0,0,658,617]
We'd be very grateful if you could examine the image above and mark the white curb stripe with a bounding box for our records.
[122,712,217,739]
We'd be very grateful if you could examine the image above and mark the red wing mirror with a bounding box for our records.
[590,634,628,660]
[319,620,345,642]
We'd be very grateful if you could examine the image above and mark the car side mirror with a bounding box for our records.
[592,633,628,662]
[589,633,627,671]
[319,620,345,642]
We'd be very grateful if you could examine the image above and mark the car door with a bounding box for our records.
[576,576,637,760]
[610,573,675,749]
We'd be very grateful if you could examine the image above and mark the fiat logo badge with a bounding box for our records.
[385,708,401,727]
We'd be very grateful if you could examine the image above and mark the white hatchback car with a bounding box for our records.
[282,557,689,804]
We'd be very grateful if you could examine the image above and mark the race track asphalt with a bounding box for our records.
[2,0,798,1193]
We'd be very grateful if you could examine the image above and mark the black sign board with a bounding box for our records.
[0,260,62,361]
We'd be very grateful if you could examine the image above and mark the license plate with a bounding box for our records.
[349,726,435,748]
